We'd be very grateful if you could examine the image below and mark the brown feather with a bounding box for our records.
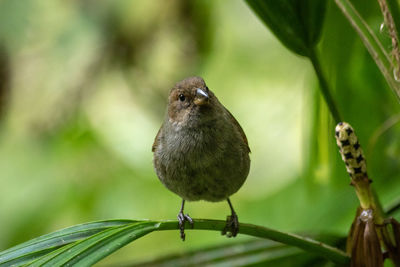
[224,107,250,153]
[152,125,162,152]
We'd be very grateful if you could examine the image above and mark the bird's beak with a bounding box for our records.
[194,88,209,106]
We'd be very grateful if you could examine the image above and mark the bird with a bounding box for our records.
[152,76,250,241]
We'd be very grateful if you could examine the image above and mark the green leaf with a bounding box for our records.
[133,239,330,266]
[0,219,349,266]
[28,221,157,266]
[245,0,327,57]
[386,0,400,56]
[334,0,400,100]
[0,220,134,266]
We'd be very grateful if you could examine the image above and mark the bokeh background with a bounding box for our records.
[0,0,399,265]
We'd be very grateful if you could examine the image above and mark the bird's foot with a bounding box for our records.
[177,212,194,241]
[222,212,239,238]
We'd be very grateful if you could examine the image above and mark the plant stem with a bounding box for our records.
[335,0,400,101]
[383,0,400,80]
[156,219,350,265]
[386,0,400,48]
[308,49,342,123]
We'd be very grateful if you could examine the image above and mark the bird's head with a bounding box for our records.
[167,76,218,126]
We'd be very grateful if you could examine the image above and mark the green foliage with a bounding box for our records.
[99,237,343,266]
[0,219,348,266]
[0,220,133,266]
[0,0,400,266]
[246,0,341,123]
[386,0,400,53]
[27,222,156,266]
[245,0,326,57]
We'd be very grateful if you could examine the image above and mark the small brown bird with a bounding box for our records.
[152,76,250,240]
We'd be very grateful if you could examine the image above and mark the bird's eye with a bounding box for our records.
[179,94,185,101]
[205,86,209,91]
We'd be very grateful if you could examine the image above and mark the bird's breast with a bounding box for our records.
[154,116,249,202]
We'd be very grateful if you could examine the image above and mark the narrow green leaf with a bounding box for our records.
[31,221,157,266]
[245,0,327,57]
[0,220,134,266]
[386,196,400,215]
[0,247,54,267]
[0,219,349,266]
[156,220,349,264]
[134,239,281,266]
[209,247,304,267]
[334,0,400,100]
[386,0,400,54]
[132,239,327,266]
[27,243,76,267]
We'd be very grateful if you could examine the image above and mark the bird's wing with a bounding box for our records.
[224,107,251,153]
[152,125,163,152]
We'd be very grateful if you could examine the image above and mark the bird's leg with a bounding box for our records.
[177,199,193,241]
[222,198,239,238]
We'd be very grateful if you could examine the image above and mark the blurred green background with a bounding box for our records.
[0,0,399,265]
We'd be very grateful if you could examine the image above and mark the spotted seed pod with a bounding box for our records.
[335,122,367,180]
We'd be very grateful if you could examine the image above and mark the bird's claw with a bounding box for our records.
[177,212,194,241]
[222,212,239,238]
